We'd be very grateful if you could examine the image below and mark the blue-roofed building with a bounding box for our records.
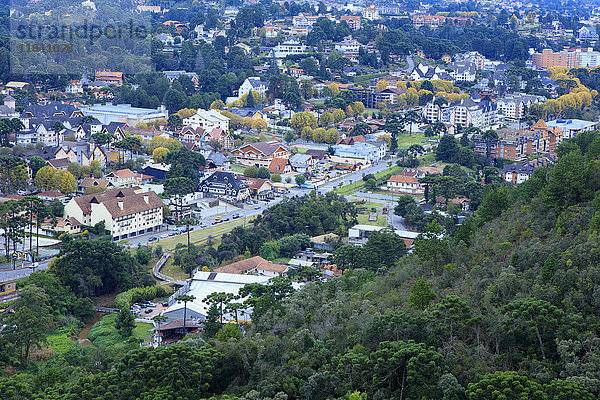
[333,142,382,163]
[546,119,597,139]
[80,104,168,125]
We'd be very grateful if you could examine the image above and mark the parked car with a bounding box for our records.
[215,216,222,220]
[255,206,261,209]
[162,302,169,307]
[232,214,240,219]
[144,308,153,314]
[223,217,230,222]
[160,233,169,239]
[148,236,158,242]
[212,220,220,225]
[199,223,207,228]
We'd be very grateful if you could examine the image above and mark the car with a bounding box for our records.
[215,216,222,220]
[255,206,261,209]
[232,214,240,219]
[222,217,230,222]
[148,236,158,242]
[162,302,169,307]
[199,223,207,228]
[144,308,153,314]
[147,302,156,307]
[212,221,220,225]
[160,233,169,239]
[169,231,178,236]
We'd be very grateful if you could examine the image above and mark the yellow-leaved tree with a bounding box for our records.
[153,147,170,163]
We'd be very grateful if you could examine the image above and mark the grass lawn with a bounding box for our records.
[397,133,429,149]
[88,314,123,348]
[354,200,385,208]
[134,322,154,342]
[333,165,403,195]
[356,214,387,227]
[162,258,190,281]
[231,163,245,174]
[46,332,76,354]
[156,218,254,249]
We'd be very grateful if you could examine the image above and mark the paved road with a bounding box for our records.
[0,260,49,282]
[318,157,399,193]
[404,55,415,73]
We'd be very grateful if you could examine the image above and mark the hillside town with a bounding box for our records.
[3,0,600,398]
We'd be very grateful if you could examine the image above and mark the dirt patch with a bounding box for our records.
[77,312,102,346]
[94,292,119,308]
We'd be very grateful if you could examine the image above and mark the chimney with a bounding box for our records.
[144,195,149,204]
[118,201,124,210]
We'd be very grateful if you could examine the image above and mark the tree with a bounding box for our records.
[365,178,377,191]
[319,112,333,128]
[29,156,46,178]
[176,295,197,331]
[6,285,52,366]
[466,371,546,400]
[152,147,169,163]
[333,108,346,123]
[271,173,282,182]
[372,340,443,400]
[0,155,27,194]
[291,112,317,133]
[164,88,188,113]
[92,132,115,147]
[251,118,268,133]
[114,308,135,338]
[56,170,77,194]
[244,166,258,178]
[543,151,587,208]
[168,114,183,129]
[152,315,168,345]
[362,230,407,270]
[52,121,65,145]
[503,298,563,360]
[408,277,436,310]
[295,175,306,185]
[436,135,459,163]
[50,236,143,297]
[256,167,270,179]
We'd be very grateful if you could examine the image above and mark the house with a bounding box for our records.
[105,169,139,187]
[66,80,84,94]
[503,164,536,184]
[41,216,81,235]
[243,178,274,199]
[63,188,164,240]
[215,255,288,277]
[446,61,477,82]
[238,77,268,99]
[47,158,70,170]
[364,4,379,20]
[79,177,113,193]
[289,153,316,173]
[183,110,230,131]
[310,233,340,251]
[269,39,308,58]
[579,26,599,41]
[232,141,290,167]
[205,152,231,173]
[36,190,69,203]
[95,70,123,86]
[268,157,292,174]
[435,196,470,211]
[387,175,424,195]
[163,71,199,86]
[336,136,365,145]
[348,225,418,246]
[198,171,250,202]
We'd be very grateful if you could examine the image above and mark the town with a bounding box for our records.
[1,0,600,398]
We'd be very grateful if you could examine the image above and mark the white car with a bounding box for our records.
[160,233,169,239]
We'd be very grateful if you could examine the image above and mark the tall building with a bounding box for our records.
[532,49,580,68]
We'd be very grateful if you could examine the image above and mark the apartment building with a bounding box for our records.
[496,94,546,121]
[387,175,424,195]
[340,15,361,30]
[269,39,308,58]
[95,70,124,86]
[64,188,164,241]
[183,109,230,131]
[532,49,580,68]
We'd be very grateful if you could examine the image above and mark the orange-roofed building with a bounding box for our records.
[387,175,424,195]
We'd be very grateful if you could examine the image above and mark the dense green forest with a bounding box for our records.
[3,133,600,398]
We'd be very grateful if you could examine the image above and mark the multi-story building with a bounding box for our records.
[238,77,268,99]
[292,13,319,29]
[183,109,230,131]
[578,26,599,41]
[64,188,164,241]
[334,37,362,56]
[198,171,250,202]
[340,15,361,30]
[576,48,600,67]
[439,95,497,129]
[387,175,424,195]
[496,94,546,121]
[364,5,379,20]
[269,39,308,58]
[95,70,123,86]
[532,49,580,69]
[232,141,290,167]
[545,119,597,139]
[412,15,473,27]
[349,87,406,108]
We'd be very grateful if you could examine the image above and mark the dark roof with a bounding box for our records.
[21,102,81,119]
[305,149,328,159]
[199,171,248,193]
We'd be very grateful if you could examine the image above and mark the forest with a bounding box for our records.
[2,132,600,399]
